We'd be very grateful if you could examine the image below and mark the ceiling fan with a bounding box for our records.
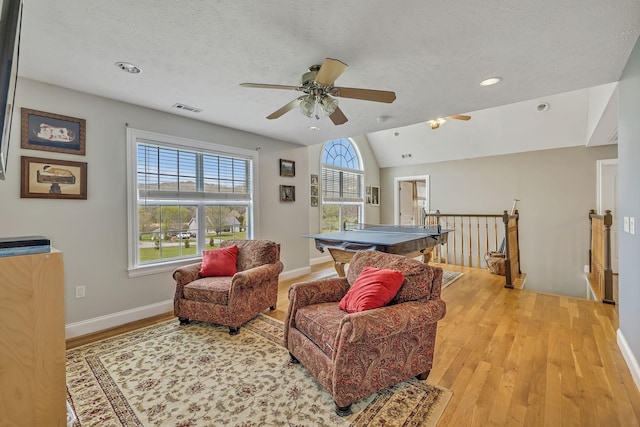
[427,114,471,129]
[240,58,396,125]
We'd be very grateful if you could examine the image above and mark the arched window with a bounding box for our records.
[321,138,364,232]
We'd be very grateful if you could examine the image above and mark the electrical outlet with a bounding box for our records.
[75,286,85,298]
[631,217,636,235]
[624,217,630,233]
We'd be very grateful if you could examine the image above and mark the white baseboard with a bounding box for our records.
[280,255,332,279]
[310,254,332,265]
[617,328,640,393]
[65,299,173,339]
[279,266,311,280]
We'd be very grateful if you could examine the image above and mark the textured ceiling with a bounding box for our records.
[16,0,640,162]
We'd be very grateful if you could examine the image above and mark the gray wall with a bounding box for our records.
[618,37,640,381]
[380,144,617,298]
[0,78,309,325]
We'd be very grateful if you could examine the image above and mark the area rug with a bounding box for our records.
[67,314,451,426]
[441,270,464,290]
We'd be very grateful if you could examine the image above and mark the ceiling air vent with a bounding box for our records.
[172,103,203,113]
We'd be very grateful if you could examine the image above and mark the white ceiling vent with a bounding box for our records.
[172,103,203,113]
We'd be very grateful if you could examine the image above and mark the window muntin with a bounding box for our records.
[127,129,255,274]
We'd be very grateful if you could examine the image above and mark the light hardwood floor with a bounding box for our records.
[67,262,640,426]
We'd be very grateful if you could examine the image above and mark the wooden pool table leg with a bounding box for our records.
[422,247,434,264]
[327,248,354,277]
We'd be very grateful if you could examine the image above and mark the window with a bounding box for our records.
[127,128,255,275]
[321,138,364,232]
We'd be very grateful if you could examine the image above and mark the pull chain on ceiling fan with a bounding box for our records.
[240,58,396,125]
[427,114,471,129]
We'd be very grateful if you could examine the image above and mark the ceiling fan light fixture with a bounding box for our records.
[299,95,316,117]
[320,95,339,116]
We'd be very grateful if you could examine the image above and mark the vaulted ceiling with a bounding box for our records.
[17,1,640,166]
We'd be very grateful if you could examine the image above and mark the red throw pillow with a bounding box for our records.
[199,245,239,277]
[339,266,405,313]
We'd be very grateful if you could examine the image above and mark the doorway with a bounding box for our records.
[393,175,429,226]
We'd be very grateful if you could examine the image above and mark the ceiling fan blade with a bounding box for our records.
[240,83,301,91]
[329,106,348,125]
[315,58,348,86]
[331,87,396,103]
[447,114,471,121]
[266,97,304,119]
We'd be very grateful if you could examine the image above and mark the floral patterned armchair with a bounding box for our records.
[172,239,283,335]
[284,250,446,416]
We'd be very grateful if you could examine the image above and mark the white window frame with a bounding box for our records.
[126,128,258,277]
[321,138,364,231]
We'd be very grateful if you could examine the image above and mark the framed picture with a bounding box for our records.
[311,196,318,207]
[310,174,318,185]
[310,185,318,197]
[280,185,295,202]
[366,185,371,204]
[21,156,87,199]
[21,108,86,155]
[280,159,295,177]
[371,186,380,206]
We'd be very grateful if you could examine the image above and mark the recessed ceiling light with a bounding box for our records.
[115,62,142,74]
[537,102,550,112]
[480,77,502,86]
[309,126,320,131]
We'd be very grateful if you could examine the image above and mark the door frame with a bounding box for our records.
[393,175,430,226]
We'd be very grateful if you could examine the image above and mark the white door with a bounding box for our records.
[399,181,415,225]
[597,159,618,273]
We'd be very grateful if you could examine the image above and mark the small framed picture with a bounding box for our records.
[21,156,87,199]
[280,185,295,202]
[311,196,318,207]
[371,186,380,206]
[310,174,318,185]
[310,185,318,197]
[21,108,86,155]
[279,159,295,177]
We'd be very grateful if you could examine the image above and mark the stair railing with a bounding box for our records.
[424,209,521,288]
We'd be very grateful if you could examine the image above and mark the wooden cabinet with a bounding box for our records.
[0,249,66,426]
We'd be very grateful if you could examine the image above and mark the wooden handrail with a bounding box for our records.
[587,209,614,304]
[425,209,521,288]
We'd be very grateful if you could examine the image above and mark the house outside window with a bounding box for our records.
[126,128,255,276]
[321,138,364,232]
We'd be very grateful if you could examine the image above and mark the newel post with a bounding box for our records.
[503,210,514,289]
[603,210,615,305]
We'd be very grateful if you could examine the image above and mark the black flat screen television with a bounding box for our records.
[0,0,23,180]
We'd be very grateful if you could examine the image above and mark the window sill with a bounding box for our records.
[127,257,202,278]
